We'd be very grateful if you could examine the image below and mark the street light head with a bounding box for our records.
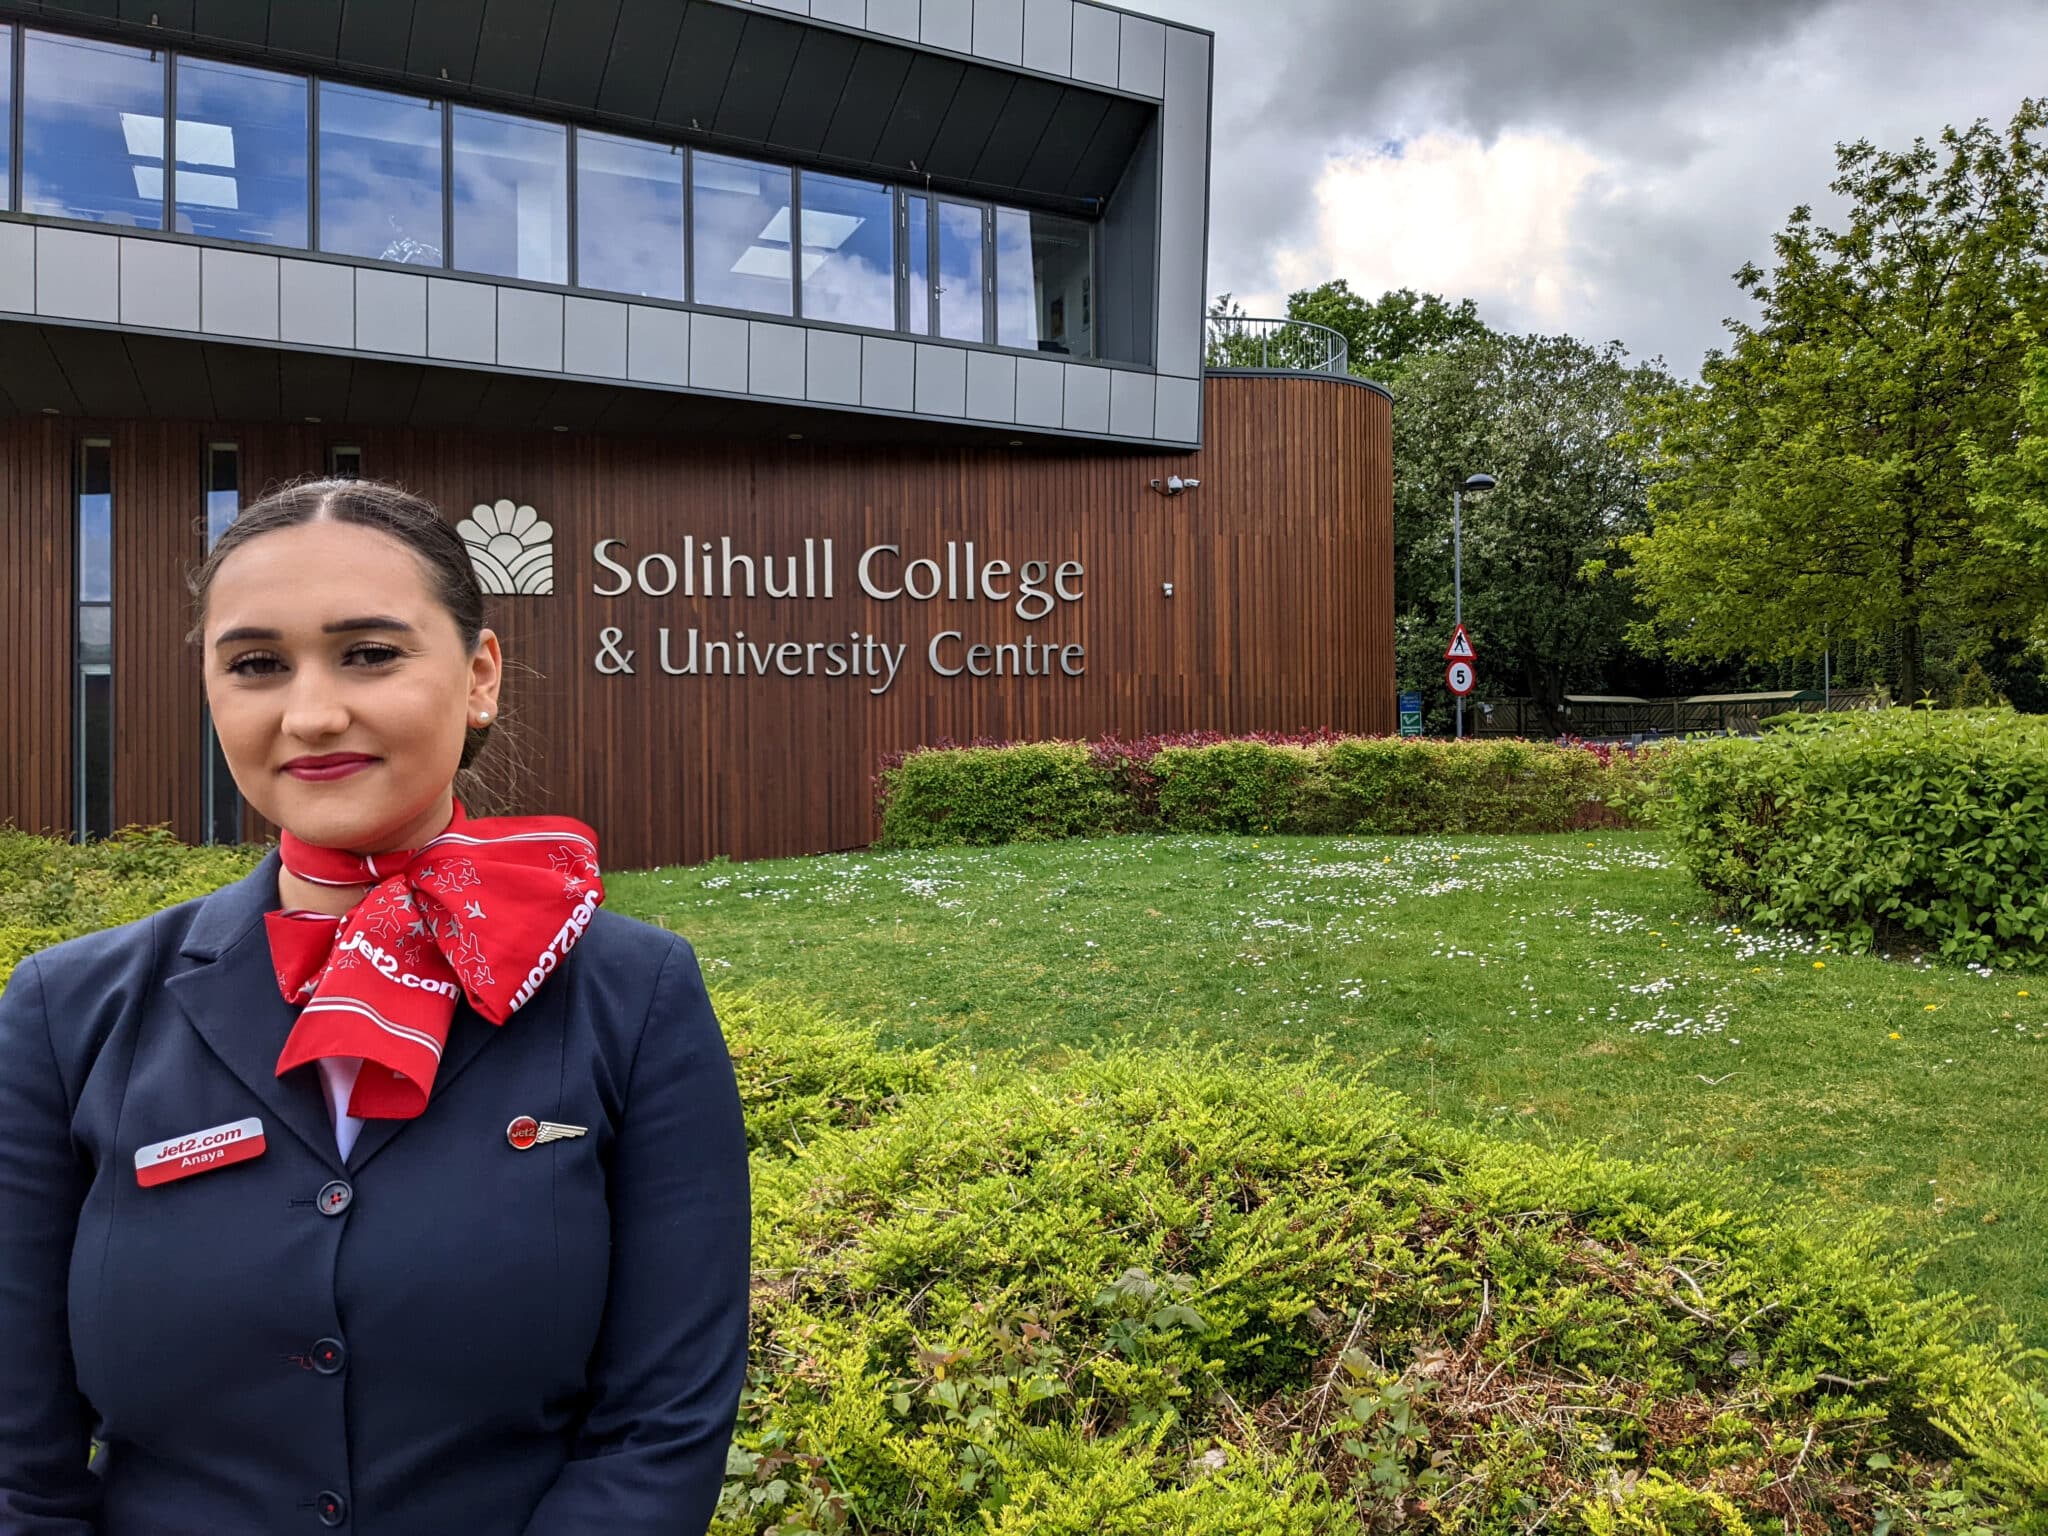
[1461,473,1498,494]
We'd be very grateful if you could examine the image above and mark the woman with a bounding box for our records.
[0,479,751,1535]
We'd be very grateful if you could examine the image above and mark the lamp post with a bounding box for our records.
[1452,472,1496,739]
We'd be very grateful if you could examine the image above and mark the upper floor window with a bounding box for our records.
[935,201,986,344]
[452,107,566,284]
[22,31,164,228]
[800,172,894,329]
[576,129,683,301]
[693,152,792,317]
[172,56,308,248]
[996,207,1093,359]
[318,81,442,265]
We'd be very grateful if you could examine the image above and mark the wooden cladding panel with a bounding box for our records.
[0,420,74,837]
[0,376,1392,868]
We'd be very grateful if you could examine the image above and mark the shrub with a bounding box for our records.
[1658,708,2048,965]
[1151,742,1320,833]
[719,997,2048,1533]
[0,825,263,988]
[874,743,1130,848]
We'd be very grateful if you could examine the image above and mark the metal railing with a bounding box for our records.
[1203,316,1350,376]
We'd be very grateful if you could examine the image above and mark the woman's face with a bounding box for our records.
[202,519,501,853]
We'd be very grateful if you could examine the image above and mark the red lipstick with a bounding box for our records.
[283,753,379,782]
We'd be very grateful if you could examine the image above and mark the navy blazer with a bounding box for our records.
[0,849,750,1536]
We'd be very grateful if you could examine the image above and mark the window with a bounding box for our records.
[328,444,363,478]
[317,81,442,265]
[76,439,113,841]
[201,444,242,845]
[172,56,307,247]
[576,129,683,300]
[691,152,791,316]
[22,30,165,228]
[935,201,986,344]
[452,107,565,284]
[996,206,1093,358]
[903,194,931,337]
[0,28,13,212]
[798,172,893,328]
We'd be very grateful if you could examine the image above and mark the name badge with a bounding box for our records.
[134,1117,267,1188]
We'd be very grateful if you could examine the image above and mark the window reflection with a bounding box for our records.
[904,194,931,337]
[692,152,791,316]
[173,56,307,247]
[76,437,114,843]
[0,29,13,211]
[202,443,242,846]
[22,30,165,228]
[576,130,683,301]
[996,206,1092,358]
[318,81,442,265]
[799,172,893,328]
[937,201,985,344]
[453,107,565,284]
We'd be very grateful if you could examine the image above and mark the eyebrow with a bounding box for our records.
[213,616,418,647]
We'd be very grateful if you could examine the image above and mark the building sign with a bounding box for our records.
[586,537,1088,695]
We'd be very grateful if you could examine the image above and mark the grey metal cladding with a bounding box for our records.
[1069,3,1120,87]
[689,311,749,392]
[496,287,564,372]
[534,0,621,106]
[471,0,554,97]
[920,0,974,54]
[923,67,1017,179]
[1014,357,1062,427]
[971,76,1062,187]
[336,0,416,73]
[119,239,199,331]
[805,327,862,405]
[406,0,488,85]
[563,296,629,378]
[0,325,85,415]
[864,0,920,41]
[965,350,1017,422]
[1116,13,1165,97]
[861,335,915,410]
[58,329,148,418]
[715,16,807,142]
[870,56,966,169]
[1155,24,1210,378]
[190,0,272,49]
[355,269,428,356]
[1095,118,1157,367]
[597,0,689,118]
[1108,368,1154,437]
[653,5,748,133]
[627,304,689,385]
[1022,0,1074,75]
[126,333,216,418]
[748,320,807,399]
[767,29,863,154]
[427,278,498,364]
[824,44,917,165]
[1061,363,1110,432]
[263,0,341,62]
[973,0,1025,65]
[1153,373,1200,443]
[0,224,34,315]
[279,259,355,349]
[1023,90,1109,192]
[914,344,968,417]
[1066,97,1148,199]
[35,228,119,324]
[809,0,867,25]
[201,249,281,342]
[754,0,812,15]
[280,350,355,424]
[347,359,426,423]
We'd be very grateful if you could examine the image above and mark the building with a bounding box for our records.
[0,0,1392,870]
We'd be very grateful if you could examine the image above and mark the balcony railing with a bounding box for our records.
[1203,316,1350,376]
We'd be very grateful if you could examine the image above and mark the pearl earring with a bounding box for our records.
[476,710,491,724]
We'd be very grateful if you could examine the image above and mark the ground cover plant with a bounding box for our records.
[714,993,2048,1532]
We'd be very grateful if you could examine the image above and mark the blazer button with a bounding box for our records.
[315,1490,347,1526]
[311,1338,345,1375]
[317,1181,353,1216]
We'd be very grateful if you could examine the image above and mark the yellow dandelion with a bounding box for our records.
[1813,961,1825,969]
[1889,1032,1902,1040]
[2020,990,2031,999]
[1924,1004,1939,1012]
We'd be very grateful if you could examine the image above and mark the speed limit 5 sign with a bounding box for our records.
[1445,659,1476,696]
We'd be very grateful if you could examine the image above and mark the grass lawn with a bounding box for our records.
[610,830,2048,1346]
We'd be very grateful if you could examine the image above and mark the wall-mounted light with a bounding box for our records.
[1149,475,1201,497]
[1162,582,1175,598]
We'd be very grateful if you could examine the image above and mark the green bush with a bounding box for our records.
[874,744,1130,848]
[719,995,2048,1534]
[1658,708,2048,966]
[1151,743,1318,833]
[0,825,262,987]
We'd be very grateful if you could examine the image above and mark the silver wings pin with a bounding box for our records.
[506,1116,589,1150]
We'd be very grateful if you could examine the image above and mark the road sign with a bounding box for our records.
[1445,623,1477,662]
[1398,691,1424,736]
[1446,659,1475,696]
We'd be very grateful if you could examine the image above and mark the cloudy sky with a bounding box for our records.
[1142,0,2047,375]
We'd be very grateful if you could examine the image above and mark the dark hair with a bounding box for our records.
[187,476,506,789]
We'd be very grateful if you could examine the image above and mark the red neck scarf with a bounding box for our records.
[266,802,605,1119]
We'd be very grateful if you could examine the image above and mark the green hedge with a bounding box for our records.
[718,994,2048,1533]
[0,825,263,988]
[1658,709,2048,966]
[877,736,1655,847]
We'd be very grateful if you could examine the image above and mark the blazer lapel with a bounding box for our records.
[340,1002,507,1173]
[164,850,347,1177]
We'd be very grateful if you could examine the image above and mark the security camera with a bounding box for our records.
[1162,581,1175,597]
[1148,475,1202,497]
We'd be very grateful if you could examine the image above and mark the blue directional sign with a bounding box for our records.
[1398,691,1424,737]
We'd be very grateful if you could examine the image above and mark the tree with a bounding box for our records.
[1394,331,1676,732]
[1285,280,1491,382]
[1624,101,2048,704]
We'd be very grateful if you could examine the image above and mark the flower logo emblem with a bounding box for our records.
[459,499,554,595]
